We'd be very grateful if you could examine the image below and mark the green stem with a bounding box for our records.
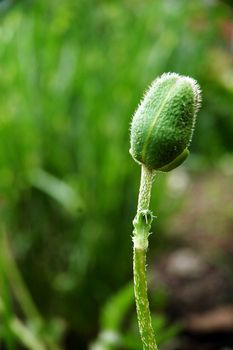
[133,165,158,350]
[137,165,154,212]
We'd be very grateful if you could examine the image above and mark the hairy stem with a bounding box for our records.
[137,165,154,212]
[133,165,158,350]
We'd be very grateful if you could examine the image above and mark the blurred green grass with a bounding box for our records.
[0,0,233,348]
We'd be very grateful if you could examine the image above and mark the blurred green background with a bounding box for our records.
[0,0,233,349]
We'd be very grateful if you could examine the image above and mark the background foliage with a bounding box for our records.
[0,0,232,349]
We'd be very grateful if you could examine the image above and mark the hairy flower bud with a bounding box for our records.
[130,73,201,172]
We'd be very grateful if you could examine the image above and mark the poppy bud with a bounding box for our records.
[130,73,201,172]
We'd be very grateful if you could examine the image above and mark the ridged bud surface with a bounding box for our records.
[130,73,201,171]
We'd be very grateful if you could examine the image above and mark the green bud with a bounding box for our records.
[130,73,201,172]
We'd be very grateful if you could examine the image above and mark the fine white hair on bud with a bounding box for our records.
[130,72,202,172]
